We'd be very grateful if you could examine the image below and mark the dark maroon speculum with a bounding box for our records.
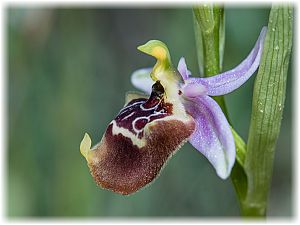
[115,81,173,139]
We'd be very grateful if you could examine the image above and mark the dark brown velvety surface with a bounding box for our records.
[88,119,195,195]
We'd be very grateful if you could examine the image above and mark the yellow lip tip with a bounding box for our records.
[80,132,92,160]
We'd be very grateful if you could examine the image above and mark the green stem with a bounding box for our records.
[193,5,228,114]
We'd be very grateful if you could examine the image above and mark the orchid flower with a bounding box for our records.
[80,27,267,195]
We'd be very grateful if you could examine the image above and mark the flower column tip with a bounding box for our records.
[137,40,170,61]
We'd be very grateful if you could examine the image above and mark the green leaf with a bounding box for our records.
[243,5,293,217]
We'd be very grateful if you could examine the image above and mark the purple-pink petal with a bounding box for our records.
[131,68,154,95]
[182,82,207,97]
[183,95,235,179]
[177,57,191,80]
[184,27,267,97]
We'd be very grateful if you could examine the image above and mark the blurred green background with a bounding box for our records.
[7,6,292,217]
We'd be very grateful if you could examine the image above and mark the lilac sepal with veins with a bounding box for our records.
[181,27,266,97]
[80,27,267,195]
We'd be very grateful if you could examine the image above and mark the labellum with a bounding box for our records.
[81,80,195,195]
